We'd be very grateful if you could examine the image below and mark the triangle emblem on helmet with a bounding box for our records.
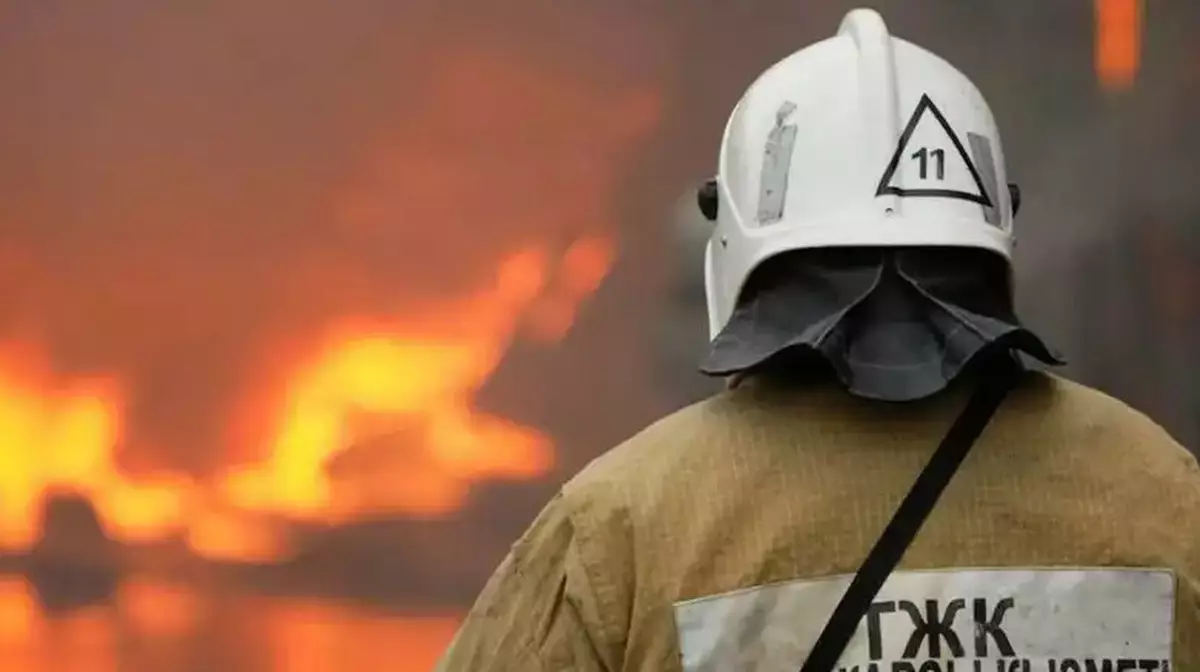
[875,94,994,207]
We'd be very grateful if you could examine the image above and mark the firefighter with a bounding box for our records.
[436,8,1200,671]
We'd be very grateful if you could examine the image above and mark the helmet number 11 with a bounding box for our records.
[911,147,946,181]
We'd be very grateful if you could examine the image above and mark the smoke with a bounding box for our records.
[0,1,670,477]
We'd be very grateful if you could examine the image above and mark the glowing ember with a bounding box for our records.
[1095,0,1143,91]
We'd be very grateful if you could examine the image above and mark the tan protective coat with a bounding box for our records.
[435,373,1200,670]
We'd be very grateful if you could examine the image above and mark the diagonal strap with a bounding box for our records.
[798,359,1021,672]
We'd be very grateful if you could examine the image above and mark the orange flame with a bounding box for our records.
[1095,0,1143,91]
[191,245,585,560]
[525,235,618,342]
[0,39,660,565]
[0,238,614,562]
[0,351,189,551]
[0,579,36,644]
[0,239,618,563]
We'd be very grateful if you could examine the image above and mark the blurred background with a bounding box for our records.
[0,0,1192,669]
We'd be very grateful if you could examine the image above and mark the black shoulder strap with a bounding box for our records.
[799,360,1021,672]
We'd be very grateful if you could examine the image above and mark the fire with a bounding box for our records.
[525,236,617,343]
[1095,0,1143,91]
[0,578,36,643]
[0,239,617,563]
[0,35,660,565]
[0,349,189,551]
[192,244,587,560]
[0,238,614,561]
[179,44,656,561]
[185,506,289,564]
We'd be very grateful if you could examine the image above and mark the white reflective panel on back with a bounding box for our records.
[674,568,1175,672]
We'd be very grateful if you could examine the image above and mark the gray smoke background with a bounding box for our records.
[0,1,1194,668]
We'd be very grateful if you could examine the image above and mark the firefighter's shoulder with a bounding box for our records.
[1025,372,1199,474]
[993,371,1200,558]
[560,382,761,507]
[557,369,1200,538]
[571,366,1196,466]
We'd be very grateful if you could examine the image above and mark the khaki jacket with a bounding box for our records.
[436,373,1200,670]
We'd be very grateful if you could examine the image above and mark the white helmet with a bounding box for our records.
[700,8,1020,339]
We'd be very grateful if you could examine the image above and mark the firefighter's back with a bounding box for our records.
[559,371,1200,669]
[434,9,1200,670]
